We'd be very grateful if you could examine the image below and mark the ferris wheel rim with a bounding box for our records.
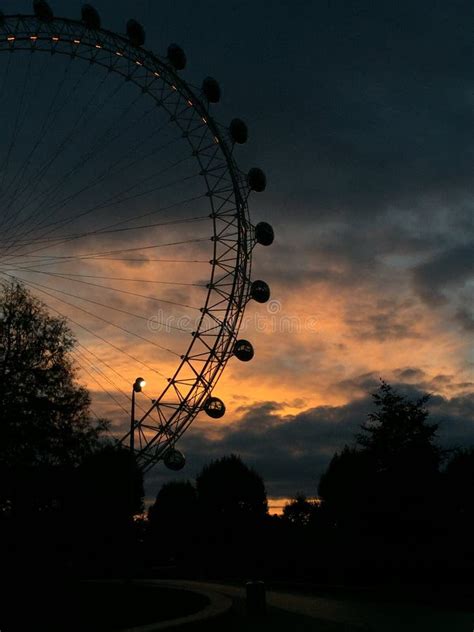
[0,11,265,471]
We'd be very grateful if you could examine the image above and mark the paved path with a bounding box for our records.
[157,580,474,631]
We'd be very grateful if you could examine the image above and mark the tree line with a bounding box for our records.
[1,282,473,589]
[145,384,474,587]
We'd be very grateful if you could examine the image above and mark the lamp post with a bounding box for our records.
[131,377,146,453]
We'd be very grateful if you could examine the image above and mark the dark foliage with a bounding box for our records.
[147,454,268,576]
[0,282,107,468]
[144,385,473,591]
[147,480,198,565]
[195,454,268,574]
[196,453,268,520]
[0,283,144,579]
[282,494,319,528]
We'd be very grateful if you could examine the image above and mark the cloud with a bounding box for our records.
[412,244,474,306]
[455,307,474,332]
[394,368,427,382]
[144,374,474,501]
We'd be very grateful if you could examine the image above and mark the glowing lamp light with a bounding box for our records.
[133,377,146,392]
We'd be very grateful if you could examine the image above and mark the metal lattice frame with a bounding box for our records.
[0,14,257,471]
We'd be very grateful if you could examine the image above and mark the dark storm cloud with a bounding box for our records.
[21,0,470,224]
[455,307,474,332]
[394,367,427,382]
[239,1,474,331]
[412,243,474,306]
[344,299,424,341]
[7,2,474,218]
[145,375,474,500]
[5,0,472,323]
[213,1,473,225]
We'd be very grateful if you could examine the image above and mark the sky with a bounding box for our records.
[0,0,473,511]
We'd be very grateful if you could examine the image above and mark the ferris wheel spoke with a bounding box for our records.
[1,269,182,364]
[0,209,211,264]
[8,88,154,239]
[0,270,169,381]
[72,345,154,418]
[7,266,205,288]
[6,156,200,256]
[75,341,155,411]
[63,192,209,237]
[0,185,208,260]
[0,9,268,471]
[8,94,193,245]
[1,71,123,242]
[70,348,131,417]
[3,264,203,311]
[2,236,210,266]
[2,270,192,338]
[0,49,11,100]
[0,53,33,197]
[0,55,54,215]
[0,61,92,233]
[5,213,209,249]
[7,69,112,225]
[0,171,205,262]
[0,252,208,271]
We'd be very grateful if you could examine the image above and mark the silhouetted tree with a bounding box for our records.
[147,481,198,565]
[75,443,144,520]
[356,380,441,470]
[0,284,135,577]
[148,480,197,527]
[195,454,268,575]
[196,454,268,520]
[318,446,373,530]
[282,494,319,528]
[443,447,474,523]
[0,282,107,468]
[69,443,144,573]
[318,381,443,581]
[441,447,474,576]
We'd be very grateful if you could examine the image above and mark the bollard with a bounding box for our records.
[245,580,266,616]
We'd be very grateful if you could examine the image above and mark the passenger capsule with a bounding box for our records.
[164,448,186,471]
[229,118,248,144]
[250,280,270,303]
[33,0,53,21]
[81,4,101,30]
[168,43,187,70]
[204,396,226,419]
[248,168,267,192]
[255,221,274,246]
[234,339,254,362]
[202,77,221,103]
[127,19,146,47]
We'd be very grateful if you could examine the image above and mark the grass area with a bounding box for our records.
[1,580,209,631]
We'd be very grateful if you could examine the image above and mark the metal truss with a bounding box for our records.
[0,13,257,471]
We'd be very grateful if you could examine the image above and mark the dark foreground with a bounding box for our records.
[1,580,208,631]
[2,577,473,632]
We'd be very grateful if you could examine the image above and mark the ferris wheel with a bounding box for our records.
[0,2,274,472]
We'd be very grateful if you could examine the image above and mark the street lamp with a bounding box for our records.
[130,377,146,452]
